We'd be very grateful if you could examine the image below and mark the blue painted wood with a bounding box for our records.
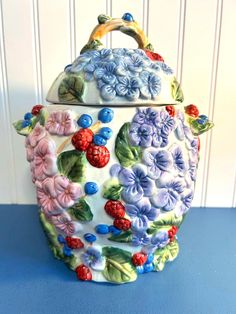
[0,205,235,314]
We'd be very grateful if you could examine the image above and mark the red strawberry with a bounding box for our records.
[31,104,44,116]
[168,226,179,242]
[144,49,164,62]
[165,105,176,117]
[86,144,110,168]
[113,218,131,231]
[104,200,125,219]
[65,236,84,249]
[185,104,199,118]
[75,264,92,281]
[132,252,148,266]
[72,128,93,151]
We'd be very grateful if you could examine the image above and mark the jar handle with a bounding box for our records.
[80,14,154,54]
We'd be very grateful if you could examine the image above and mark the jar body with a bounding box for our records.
[25,104,199,283]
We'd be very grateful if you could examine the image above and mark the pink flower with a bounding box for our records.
[25,136,34,162]
[54,175,82,208]
[34,137,57,181]
[36,175,82,215]
[36,178,64,216]
[51,212,82,236]
[45,111,76,136]
[28,122,47,147]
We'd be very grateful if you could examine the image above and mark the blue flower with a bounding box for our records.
[151,179,185,211]
[94,62,117,85]
[81,246,105,271]
[170,145,187,174]
[100,84,116,100]
[115,76,141,100]
[152,110,176,147]
[129,122,153,147]
[158,62,173,75]
[143,148,173,180]
[83,63,97,81]
[140,71,161,99]
[132,231,150,246]
[133,107,158,125]
[176,190,194,216]
[189,160,197,181]
[126,198,159,231]
[126,53,149,73]
[148,231,169,253]
[118,165,155,203]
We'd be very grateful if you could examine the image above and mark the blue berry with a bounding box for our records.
[95,224,110,235]
[99,127,113,140]
[109,225,122,235]
[93,134,107,146]
[136,266,144,274]
[57,234,66,244]
[197,118,206,125]
[77,114,93,128]
[144,263,154,273]
[84,182,98,195]
[22,120,32,128]
[122,13,134,22]
[146,253,154,264]
[98,108,114,123]
[198,114,208,122]
[63,245,72,257]
[84,233,97,243]
[24,112,33,120]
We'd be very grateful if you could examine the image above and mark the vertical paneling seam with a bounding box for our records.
[69,0,76,61]
[201,0,223,207]
[0,0,17,203]
[32,0,43,103]
[106,0,112,48]
[176,0,186,83]
[142,0,149,37]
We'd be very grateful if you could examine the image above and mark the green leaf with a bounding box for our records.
[103,178,123,200]
[153,240,179,271]
[147,212,183,235]
[68,198,93,222]
[108,230,132,243]
[13,120,32,136]
[188,117,214,136]
[39,212,64,259]
[115,122,142,167]
[57,149,86,183]
[102,247,137,283]
[58,74,84,103]
[64,255,78,270]
[144,43,154,52]
[80,39,103,54]
[98,14,111,24]
[37,108,49,126]
[171,77,184,102]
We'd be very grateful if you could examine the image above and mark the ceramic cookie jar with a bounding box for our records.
[13,13,213,284]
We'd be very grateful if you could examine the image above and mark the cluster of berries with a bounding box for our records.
[185,104,209,125]
[72,108,114,168]
[21,104,44,128]
[57,234,84,257]
[104,200,132,231]
[132,252,155,274]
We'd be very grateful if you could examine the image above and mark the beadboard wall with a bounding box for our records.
[0,0,235,207]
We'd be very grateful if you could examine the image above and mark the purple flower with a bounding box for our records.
[126,198,159,231]
[189,160,197,181]
[140,71,161,99]
[132,231,150,246]
[118,165,155,203]
[81,246,105,271]
[129,122,153,147]
[170,145,186,174]
[143,148,173,179]
[115,76,141,100]
[133,108,158,125]
[176,190,194,216]
[151,179,185,211]
[142,230,169,254]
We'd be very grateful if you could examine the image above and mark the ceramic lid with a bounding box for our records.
[46,13,184,106]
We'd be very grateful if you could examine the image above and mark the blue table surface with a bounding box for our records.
[0,205,235,314]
